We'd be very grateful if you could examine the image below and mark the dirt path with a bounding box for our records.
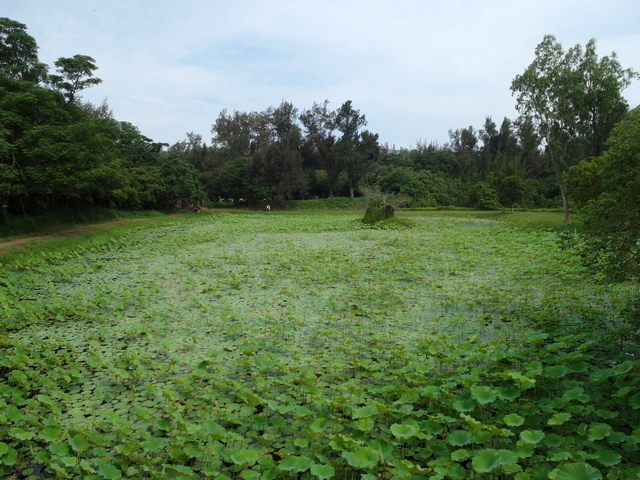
[0,208,222,252]
[0,218,152,251]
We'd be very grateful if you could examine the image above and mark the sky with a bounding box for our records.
[4,0,640,150]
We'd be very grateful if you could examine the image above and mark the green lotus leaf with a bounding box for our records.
[93,459,123,480]
[392,459,429,476]
[628,392,640,410]
[451,448,470,461]
[496,386,520,401]
[497,449,518,465]
[0,442,8,456]
[2,446,18,466]
[8,427,35,441]
[544,365,570,379]
[547,412,571,425]
[310,463,335,479]
[592,449,621,467]
[143,437,165,452]
[563,387,585,401]
[9,370,29,385]
[309,417,330,433]
[342,446,379,469]
[543,434,564,448]
[472,449,502,473]
[4,406,23,422]
[294,438,309,448]
[549,462,602,480]
[204,421,227,438]
[367,438,393,460]
[156,419,172,431]
[519,430,544,444]
[420,385,441,398]
[504,413,525,426]
[473,429,493,444]
[390,422,419,439]
[587,423,613,441]
[231,449,260,465]
[453,399,476,412]
[40,426,63,442]
[594,408,618,420]
[183,444,201,458]
[448,430,473,446]
[471,386,498,405]
[355,418,375,431]
[612,360,633,376]
[60,456,78,467]
[606,431,626,444]
[278,455,313,473]
[352,404,377,419]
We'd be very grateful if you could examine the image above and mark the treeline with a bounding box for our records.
[0,18,204,223]
[1,18,637,227]
[171,102,554,210]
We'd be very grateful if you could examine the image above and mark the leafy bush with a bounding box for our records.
[469,181,501,210]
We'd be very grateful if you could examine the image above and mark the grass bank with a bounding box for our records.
[0,207,167,241]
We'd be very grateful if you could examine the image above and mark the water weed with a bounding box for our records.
[1,213,638,478]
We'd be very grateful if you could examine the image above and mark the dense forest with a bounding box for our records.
[0,18,638,229]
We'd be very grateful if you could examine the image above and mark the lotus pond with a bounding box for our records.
[1,212,639,479]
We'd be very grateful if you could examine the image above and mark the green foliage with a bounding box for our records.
[0,17,48,83]
[289,196,367,210]
[569,106,640,281]
[0,20,205,218]
[362,196,385,224]
[0,212,638,478]
[469,181,501,210]
[49,54,102,105]
[0,206,163,240]
[499,174,526,208]
[361,187,408,224]
[511,34,638,224]
[213,156,266,203]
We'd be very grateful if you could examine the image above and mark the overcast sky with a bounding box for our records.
[5,0,640,149]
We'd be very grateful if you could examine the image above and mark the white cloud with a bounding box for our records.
[5,0,640,147]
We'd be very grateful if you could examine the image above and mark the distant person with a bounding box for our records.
[266,205,271,212]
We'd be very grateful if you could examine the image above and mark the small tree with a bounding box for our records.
[469,182,501,210]
[511,35,637,225]
[361,186,409,224]
[499,175,526,211]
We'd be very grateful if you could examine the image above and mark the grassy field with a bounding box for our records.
[1,210,638,479]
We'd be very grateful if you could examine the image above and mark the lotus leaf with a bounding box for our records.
[519,430,545,444]
[549,462,602,480]
[310,463,335,479]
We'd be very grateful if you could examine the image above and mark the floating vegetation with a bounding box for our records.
[1,213,638,478]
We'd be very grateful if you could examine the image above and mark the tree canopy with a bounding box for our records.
[511,35,637,224]
[567,106,640,281]
[1,20,638,229]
